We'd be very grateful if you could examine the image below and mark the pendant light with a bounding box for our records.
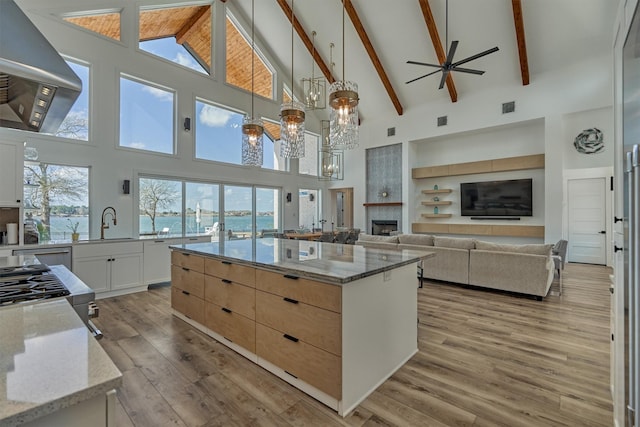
[241,0,264,166]
[280,0,306,158]
[329,0,359,150]
[302,31,326,110]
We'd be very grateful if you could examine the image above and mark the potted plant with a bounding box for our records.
[67,219,80,242]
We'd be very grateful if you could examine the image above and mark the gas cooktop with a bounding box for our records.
[0,270,70,306]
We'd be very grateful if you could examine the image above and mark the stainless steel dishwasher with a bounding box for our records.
[12,246,72,269]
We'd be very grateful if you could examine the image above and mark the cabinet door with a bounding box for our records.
[73,257,110,293]
[143,239,178,285]
[111,254,143,290]
[0,142,21,206]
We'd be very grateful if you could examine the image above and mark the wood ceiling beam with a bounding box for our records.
[342,0,403,115]
[176,5,210,45]
[276,0,336,84]
[417,0,457,103]
[511,0,530,86]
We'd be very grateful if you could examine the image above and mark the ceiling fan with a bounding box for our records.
[406,0,499,89]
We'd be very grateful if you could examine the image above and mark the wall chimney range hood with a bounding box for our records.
[0,0,81,133]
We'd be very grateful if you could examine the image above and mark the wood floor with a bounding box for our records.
[93,262,613,426]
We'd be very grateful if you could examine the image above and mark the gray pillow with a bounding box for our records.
[358,234,399,244]
[433,236,476,249]
[474,240,552,256]
[398,234,434,246]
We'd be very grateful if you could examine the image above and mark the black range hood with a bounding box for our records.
[0,0,81,133]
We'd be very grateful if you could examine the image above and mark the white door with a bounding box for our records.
[567,178,607,264]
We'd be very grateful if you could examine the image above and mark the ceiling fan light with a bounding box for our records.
[242,117,264,166]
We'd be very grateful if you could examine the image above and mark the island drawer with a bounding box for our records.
[171,251,204,273]
[256,290,341,356]
[171,286,204,324]
[171,266,204,299]
[205,259,256,288]
[205,302,255,353]
[205,275,256,320]
[255,270,341,313]
[256,323,341,399]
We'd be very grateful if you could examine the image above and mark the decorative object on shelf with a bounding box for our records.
[328,2,359,150]
[280,0,305,159]
[432,196,439,202]
[302,31,326,110]
[433,184,439,190]
[574,127,604,154]
[318,120,344,181]
[378,186,390,200]
[434,206,439,214]
[241,0,264,166]
[67,219,80,242]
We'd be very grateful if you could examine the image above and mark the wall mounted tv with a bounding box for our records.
[460,179,533,217]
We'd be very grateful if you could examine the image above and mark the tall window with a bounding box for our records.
[185,181,219,236]
[120,75,175,154]
[195,99,243,164]
[256,187,280,233]
[139,5,211,74]
[298,189,320,230]
[50,59,89,141]
[139,177,182,236]
[23,163,89,242]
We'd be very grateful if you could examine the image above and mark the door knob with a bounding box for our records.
[598,230,606,234]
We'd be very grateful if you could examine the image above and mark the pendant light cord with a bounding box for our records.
[251,0,255,117]
[342,0,345,80]
[290,0,294,97]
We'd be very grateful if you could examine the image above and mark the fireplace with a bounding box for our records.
[372,220,398,236]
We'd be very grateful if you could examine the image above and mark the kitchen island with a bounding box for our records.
[170,238,434,416]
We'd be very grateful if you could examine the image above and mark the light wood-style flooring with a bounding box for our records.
[93,262,613,426]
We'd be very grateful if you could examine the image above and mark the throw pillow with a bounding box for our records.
[474,240,553,256]
[358,234,399,244]
[433,236,476,249]
[398,234,434,246]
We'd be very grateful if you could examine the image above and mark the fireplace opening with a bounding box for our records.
[372,220,398,236]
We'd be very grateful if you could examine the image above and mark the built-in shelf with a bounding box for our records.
[411,222,544,238]
[421,189,452,195]
[412,154,545,179]
[363,202,403,207]
[422,213,452,218]
[421,201,452,206]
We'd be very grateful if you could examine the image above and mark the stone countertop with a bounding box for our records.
[170,238,435,285]
[0,299,122,426]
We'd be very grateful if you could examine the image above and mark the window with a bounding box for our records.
[298,132,319,176]
[195,99,243,163]
[139,5,211,74]
[120,75,175,154]
[62,10,121,41]
[185,181,219,236]
[226,14,273,98]
[52,59,90,141]
[256,187,280,233]
[139,177,182,236]
[23,163,89,242]
[298,189,320,230]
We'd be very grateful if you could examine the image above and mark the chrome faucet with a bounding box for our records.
[101,207,117,239]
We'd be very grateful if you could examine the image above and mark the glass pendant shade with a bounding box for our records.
[279,101,306,158]
[329,80,359,149]
[318,119,343,181]
[242,117,264,166]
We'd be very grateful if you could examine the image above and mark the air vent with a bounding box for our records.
[387,127,395,137]
[437,116,447,127]
[502,101,515,114]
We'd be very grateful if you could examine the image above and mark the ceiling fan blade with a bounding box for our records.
[451,67,485,75]
[444,41,458,65]
[407,60,444,68]
[438,70,450,89]
[452,46,499,68]
[405,69,443,84]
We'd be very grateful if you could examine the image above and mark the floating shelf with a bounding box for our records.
[412,154,545,179]
[411,223,545,238]
[422,213,452,218]
[363,202,403,207]
[421,201,452,206]
[421,189,452,195]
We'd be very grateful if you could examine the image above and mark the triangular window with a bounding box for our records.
[62,9,122,41]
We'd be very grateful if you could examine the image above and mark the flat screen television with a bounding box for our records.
[460,179,533,217]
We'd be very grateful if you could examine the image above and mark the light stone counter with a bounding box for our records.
[0,299,122,426]
[170,237,434,285]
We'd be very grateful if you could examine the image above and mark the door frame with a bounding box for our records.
[562,166,613,267]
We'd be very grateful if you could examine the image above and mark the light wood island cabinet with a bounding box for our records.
[170,239,433,416]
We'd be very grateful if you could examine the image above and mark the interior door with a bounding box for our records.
[567,177,607,264]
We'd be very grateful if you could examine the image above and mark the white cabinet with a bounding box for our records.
[143,236,210,285]
[72,241,144,297]
[0,141,23,206]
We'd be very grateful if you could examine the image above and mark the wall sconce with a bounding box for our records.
[122,179,130,194]
[184,117,191,131]
[286,192,292,203]
[309,193,315,202]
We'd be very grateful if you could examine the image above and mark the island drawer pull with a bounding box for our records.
[221,307,232,314]
[283,274,299,280]
[221,261,232,265]
[182,290,190,296]
[182,267,190,272]
[222,279,232,284]
[283,333,299,343]
[283,297,299,304]
[154,240,165,243]
[182,253,190,256]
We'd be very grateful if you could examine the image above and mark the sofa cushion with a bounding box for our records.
[357,234,399,244]
[433,236,475,250]
[474,240,553,256]
[398,234,434,246]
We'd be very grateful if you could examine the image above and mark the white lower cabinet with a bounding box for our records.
[143,236,210,285]
[72,241,144,297]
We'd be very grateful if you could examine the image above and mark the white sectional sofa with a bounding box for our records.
[356,233,554,299]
